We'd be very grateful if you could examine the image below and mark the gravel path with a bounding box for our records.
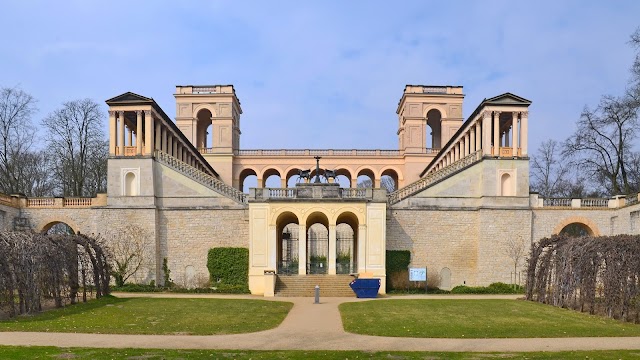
[1,293,640,352]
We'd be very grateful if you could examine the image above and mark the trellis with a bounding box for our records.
[0,231,110,318]
[526,234,640,322]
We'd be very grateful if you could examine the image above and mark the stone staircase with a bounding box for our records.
[387,150,483,205]
[275,275,355,297]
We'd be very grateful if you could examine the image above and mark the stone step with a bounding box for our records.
[275,275,355,297]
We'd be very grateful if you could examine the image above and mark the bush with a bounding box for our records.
[386,250,411,290]
[112,283,163,292]
[450,282,524,294]
[207,247,249,288]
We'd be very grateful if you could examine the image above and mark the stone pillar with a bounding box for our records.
[127,125,133,147]
[280,178,287,188]
[155,123,161,151]
[357,224,367,273]
[109,111,116,156]
[493,111,500,156]
[144,111,154,155]
[521,111,528,156]
[298,225,307,275]
[470,127,476,153]
[162,127,168,153]
[118,111,125,155]
[475,123,481,152]
[328,224,336,275]
[168,134,173,157]
[173,137,178,158]
[464,133,470,156]
[511,112,518,156]
[351,177,358,188]
[257,178,263,188]
[482,111,492,156]
[136,111,143,155]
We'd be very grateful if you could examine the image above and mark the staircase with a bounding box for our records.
[275,275,355,297]
[387,150,483,205]
[154,150,247,204]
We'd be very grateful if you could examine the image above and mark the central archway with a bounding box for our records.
[306,212,329,274]
[336,211,359,274]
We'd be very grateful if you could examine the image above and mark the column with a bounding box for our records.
[520,111,528,156]
[511,112,518,156]
[464,133,470,156]
[281,178,287,188]
[155,123,161,151]
[328,224,336,275]
[475,123,481,152]
[493,111,500,156]
[173,137,178,158]
[298,225,307,275]
[210,116,215,149]
[168,134,173,157]
[144,111,154,155]
[108,111,116,155]
[357,224,367,273]
[136,111,143,155]
[470,127,476,153]
[127,125,133,147]
[482,111,492,156]
[351,177,358,188]
[118,111,125,156]
[162,127,167,152]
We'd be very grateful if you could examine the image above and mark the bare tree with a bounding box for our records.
[530,139,573,197]
[0,86,38,195]
[504,236,525,286]
[564,95,639,195]
[106,224,152,287]
[42,99,107,197]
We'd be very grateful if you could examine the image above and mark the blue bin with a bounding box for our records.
[349,278,380,298]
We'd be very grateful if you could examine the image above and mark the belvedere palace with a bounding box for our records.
[1,84,639,296]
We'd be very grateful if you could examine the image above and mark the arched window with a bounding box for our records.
[560,223,593,237]
[125,172,138,196]
[426,109,442,149]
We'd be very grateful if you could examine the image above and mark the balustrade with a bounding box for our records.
[233,149,407,157]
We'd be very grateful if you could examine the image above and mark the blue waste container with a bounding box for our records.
[349,278,380,298]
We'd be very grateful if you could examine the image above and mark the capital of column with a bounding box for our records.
[117,110,125,118]
[135,110,142,115]
[482,110,492,118]
[521,110,529,118]
[108,110,116,117]
[144,110,152,117]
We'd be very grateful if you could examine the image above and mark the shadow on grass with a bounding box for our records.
[0,296,130,325]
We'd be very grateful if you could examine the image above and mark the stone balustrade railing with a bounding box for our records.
[388,150,483,205]
[199,148,440,156]
[19,195,107,208]
[249,185,384,201]
[155,150,247,204]
[532,194,640,209]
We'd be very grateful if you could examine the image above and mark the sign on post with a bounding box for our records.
[409,267,427,281]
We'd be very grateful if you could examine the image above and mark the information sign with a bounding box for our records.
[409,267,427,282]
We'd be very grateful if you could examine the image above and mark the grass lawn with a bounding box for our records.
[0,296,292,335]
[0,346,639,360]
[340,299,640,338]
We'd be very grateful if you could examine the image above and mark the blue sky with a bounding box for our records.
[1,1,639,153]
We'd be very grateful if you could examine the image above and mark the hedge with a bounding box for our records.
[207,247,249,288]
[386,250,411,290]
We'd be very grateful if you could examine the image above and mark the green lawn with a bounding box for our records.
[340,299,640,338]
[0,296,292,335]
[0,346,639,360]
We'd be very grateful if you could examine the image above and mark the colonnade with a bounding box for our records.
[430,109,529,173]
[108,109,213,175]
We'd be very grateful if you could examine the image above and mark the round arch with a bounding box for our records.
[422,104,448,119]
[238,167,258,192]
[552,216,601,237]
[261,167,283,188]
[426,108,443,149]
[379,167,402,192]
[284,167,303,187]
[356,168,375,188]
[194,108,213,149]
[192,103,218,118]
[40,219,78,234]
[276,211,300,274]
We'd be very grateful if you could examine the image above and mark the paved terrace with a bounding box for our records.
[2,293,640,352]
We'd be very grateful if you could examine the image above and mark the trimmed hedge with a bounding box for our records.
[207,247,249,289]
[386,250,411,274]
[450,282,524,294]
[386,250,411,290]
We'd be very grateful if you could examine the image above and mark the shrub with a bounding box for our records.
[207,247,249,288]
[386,250,411,290]
[450,282,524,294]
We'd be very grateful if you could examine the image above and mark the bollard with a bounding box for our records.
[314,285,320,304]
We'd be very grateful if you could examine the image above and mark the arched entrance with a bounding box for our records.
[560,222,593,237]
[195,108,213,149]
[426,109,442,149]
[42,221,75,235]
[306,212,329,274]
[276,211,299,275]
[239,168,258,193]
[336,211,358,274]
